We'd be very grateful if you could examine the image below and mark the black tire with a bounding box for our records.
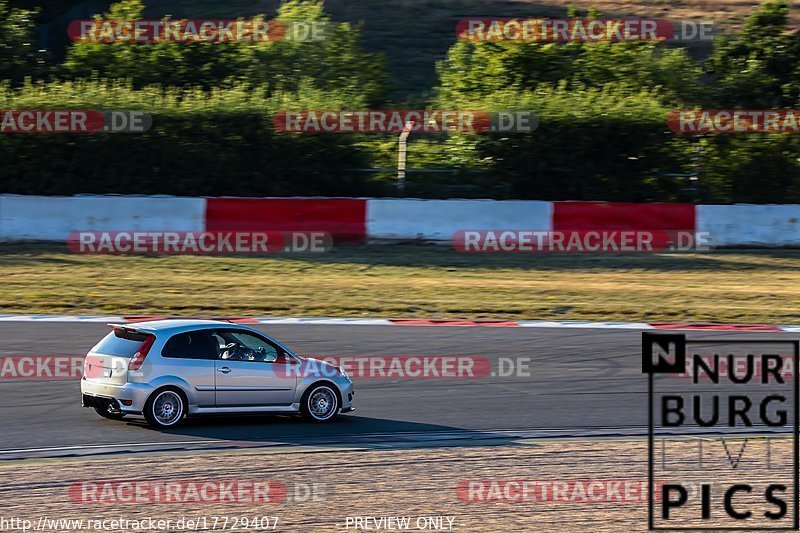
[301,383,340,423]
[144,387,186,428]
[94,405,126,420]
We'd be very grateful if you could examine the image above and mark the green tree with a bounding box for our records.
[436,35,703,107]
[0,0,45,82]
[573,42,705,106]
[61,0,389,104]
[61,0,254,89]
[707,0,800,107]
[245,0,389,105]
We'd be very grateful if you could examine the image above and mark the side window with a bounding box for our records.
[213,330,284,363]
[162,331,216,360]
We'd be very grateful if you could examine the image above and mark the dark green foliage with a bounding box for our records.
[0,81,381,196]
[0,0,48,82]
[1,0,799,201]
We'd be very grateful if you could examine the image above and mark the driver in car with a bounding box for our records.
[220,337,268,361]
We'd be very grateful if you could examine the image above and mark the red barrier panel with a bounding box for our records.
[552,202,696,231]
[205,198,367,243]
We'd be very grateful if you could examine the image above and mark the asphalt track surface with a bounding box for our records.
[1,323,796,458]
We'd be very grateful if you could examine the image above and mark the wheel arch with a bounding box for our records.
[146,376,194,406]
[301,380,342,408]
[147,383,190,407]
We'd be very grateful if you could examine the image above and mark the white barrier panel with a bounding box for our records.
[0,195,206,241]
[698,204,800,246]
[367,199,553,241]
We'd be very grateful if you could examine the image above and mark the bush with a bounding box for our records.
[0,80,385,196]
[429,84,695,201]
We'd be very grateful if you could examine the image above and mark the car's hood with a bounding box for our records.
[295,355,341,375]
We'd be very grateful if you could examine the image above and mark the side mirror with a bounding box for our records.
[276,353,300,364]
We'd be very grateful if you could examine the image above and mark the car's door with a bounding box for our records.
[212,329,298,407]
[159,330,217,408]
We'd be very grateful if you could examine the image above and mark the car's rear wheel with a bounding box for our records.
[144,388,185,428]
[301,384,339,423]
[94,405,126,420]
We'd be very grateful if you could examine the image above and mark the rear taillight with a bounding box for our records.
[128,335,155,371]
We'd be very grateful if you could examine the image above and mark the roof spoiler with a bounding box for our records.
[107,323,149,336]
[111,317,241,323]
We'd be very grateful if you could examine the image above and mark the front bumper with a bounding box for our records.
[81,378,155,414]
[340,382,355,412]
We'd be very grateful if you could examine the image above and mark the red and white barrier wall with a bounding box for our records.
[696,204,800,247]
[3,194,800,247]
[0,195,205,241]
[366,199,551,241]
[207,197,366,243]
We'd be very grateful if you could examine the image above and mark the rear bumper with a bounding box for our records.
[82,393,125,413]
[81,378,154,414]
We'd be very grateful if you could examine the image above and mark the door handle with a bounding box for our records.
[217,367,231,374]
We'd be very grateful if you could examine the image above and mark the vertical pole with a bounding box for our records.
[397,120,415,195]
[693,134,702,202]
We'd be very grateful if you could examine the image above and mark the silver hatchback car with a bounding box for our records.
[81,319,354,428]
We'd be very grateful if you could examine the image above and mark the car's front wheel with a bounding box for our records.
[301,384,339,423]
[144,388,186,428]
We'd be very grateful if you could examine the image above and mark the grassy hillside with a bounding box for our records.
[23,0,788,99]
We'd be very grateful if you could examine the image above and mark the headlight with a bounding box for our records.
[338,366,350,380]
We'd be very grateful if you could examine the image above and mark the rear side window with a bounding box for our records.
[93,330,148,357]
[162,331,216,360]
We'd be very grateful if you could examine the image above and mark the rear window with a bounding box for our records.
[162,331,217,360]
[92,330,147,357]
